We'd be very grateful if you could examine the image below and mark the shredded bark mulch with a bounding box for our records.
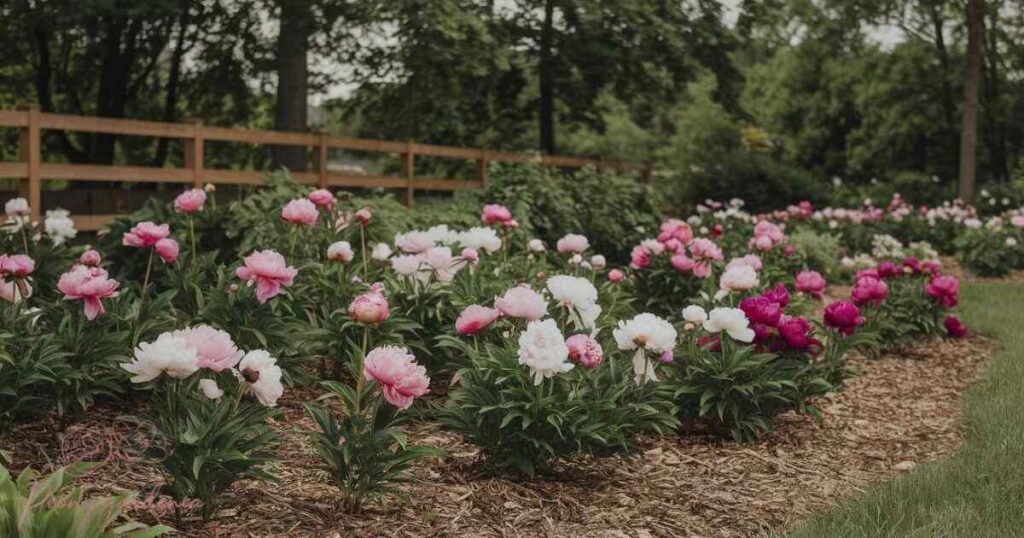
[1,335,993,537]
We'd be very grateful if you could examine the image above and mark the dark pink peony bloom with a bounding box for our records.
[944,315,968,338]
[851,275,888,306]
[824,301,865,336]
[925,275,960,308]
[739,296,782,327]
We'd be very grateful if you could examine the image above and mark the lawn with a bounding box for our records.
[787,279,1024,537]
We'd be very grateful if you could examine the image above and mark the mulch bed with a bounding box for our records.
[0,333,993,537]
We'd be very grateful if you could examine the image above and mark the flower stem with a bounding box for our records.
[189,216,197,270]
[20,226,29,254]
[137,248,155,321]
[359,225,368,282]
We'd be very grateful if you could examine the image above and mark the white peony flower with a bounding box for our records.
[547,275,600,331]
[613,313,677,385]
[1007,237,1018,247]
[394,230,435,253]
[456,226,502,253]
[4,197,29,217]
[371,242,393,261]
[590,255,606,269]
[44,209,77,245]
[517,319,573,385]
[391,254,426,276]
[199,379,223,400]
[236,349,284,407]
[719,265,759,292]
[327,241,354,263]
[426,224,459,245]
[423,246,464,283]
[703,307,755,343]
[681,305,708,323]
[122,333,200,383]
[527,239,546,252]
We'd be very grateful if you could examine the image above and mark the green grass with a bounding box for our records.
[786,280,1024,538]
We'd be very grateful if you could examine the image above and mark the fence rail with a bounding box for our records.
[0,105,651,231]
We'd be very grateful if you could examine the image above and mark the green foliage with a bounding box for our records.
[955,227,1022,277]
[859,275,950,353]
[0,463,172,537]
[786,228,843,279]
[676,151,825,213]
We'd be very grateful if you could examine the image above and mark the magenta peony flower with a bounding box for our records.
[566,334,603,368]
[783,244,796,257]
[777,316,820,351]
[173,325,243,371]
[123,222,170,248]
[307,189,334,208]
[236,250,298,304]
[824,301,865,336]
[739,296,782,327]
[922,262,941,276]
[856,268,880,281]
[495,285,547,321]
[80,249,102,267]
[851,275,888,306]
[762,283,791,307]
[174,188,207,214]
[363,346,430,409]
[877,261,901,279]
[349,283,390,324]
[925,275,960,308]
[794,270,826,299]
[58,265,120,320]
[155,238,179,264]
[481,204,513,225]
[281,198,319,227]
[944,315,968,338]
[608,269,625,283]
[902,256,922,274]
[455,304,499,335]
[0,254,35,278]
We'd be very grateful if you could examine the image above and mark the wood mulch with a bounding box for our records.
[0,332,993,538]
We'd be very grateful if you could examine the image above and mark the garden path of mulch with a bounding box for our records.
[1,334,993,538]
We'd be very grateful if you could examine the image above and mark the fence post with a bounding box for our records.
[317,129,329,189]
[402,140,415,207]
[185,119,204,189]
[18,105,41,222]
[477,150,489,189]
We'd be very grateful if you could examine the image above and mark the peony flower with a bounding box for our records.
[457,227,502,253]
[236,250,298,304]
[657,219,693,245]
[608,269,625,283]
[355,207,372,226]
[57,265,119,320]
[0,279,31,304]
[527,239,547,252]
[327,241,354,264]
[4,197,29,217]
[762,283,790,307]
[495,286,547,321]
[556,234,589,254]
[456,304,500,335]
[824,301,865,336]
[0,254,34,278]
[391,254,426,278]
[461,248,479,263]
[925,275,960,308]
[566,334,603,369]
[80,249,102,267]
[349,283,390,324]
[199,379,223,400]
[795,270,826,299]
[719,264,759,293]
[703,308,755,343]
[590,255,606,270]
[481,204,513,224]
[613,313,677,384]
[363,346,430,409]
[123,222,170,248]
[122,332,199,383]
[689,238,723,278]
[44,209,77,245]
[517,319,573,384]
[308,189,334,208]
[777,317,820,352]
[726,254,763,273]
[423,246,464,283]
[681,305,708,323]
[851,275,888,306]
[281,198,319,227]
[155,238,179,264]
[174,189,207,214]
[371,242,393,261]
[630,245,653,269]
[547,275,601,331]
[670,253,695,273]
[739,296,782,327]
[394,230,435,254]
[944,315,968,338]
[236,349,284,407]
[877,261,901,279]
[173,325,243,372]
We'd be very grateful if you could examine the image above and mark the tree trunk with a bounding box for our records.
[538,0,556,155]
[982,5,1007,182]
[273,0,313,172]
[958,0,984,201]
[154,3,191,167]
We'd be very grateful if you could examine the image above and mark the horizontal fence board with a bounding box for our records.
[203,126,319,146]
[414,179,484,191]
[414,144,485,160]
[0,110,28,128]
[40,164,193,183]
[0,162,27,178]
[39,113,196,138]
[326,136,407,154]
[327,174,408,189]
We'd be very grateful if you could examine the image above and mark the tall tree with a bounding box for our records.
[959,0,984,200]
[272,0,314,172]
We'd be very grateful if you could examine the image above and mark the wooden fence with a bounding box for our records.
[0,105,651,231]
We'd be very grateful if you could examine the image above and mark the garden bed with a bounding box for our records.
[1,334,993,537]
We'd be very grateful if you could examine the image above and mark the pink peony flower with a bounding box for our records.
[824,301,865,336]
[902,256,922,274]
[58,265,120,320]
[630,245,652,269]
[783,245,796,257]
[0,279,31,304]
[556,234,589,254]
[777,317,820,351]
[456,304,499,335]
[363,346,430,409]
[355,207,372,226]
[739,296,782,327]
[460,248,479,263]
[173,325,243,372]
[349,283,390,324]
[670,253,696,273]
[481,204,513,225]
[608,269,625,283]
[155,238,179,264]
[174,188,207,214]
[0,254,35,278]
[795,270,826,299]
[281,198,319,226]
[1011,215,1024,228]
[762,283,791,307]
[495,285,547,321]
[307,189,334,208]
[80,249,102,267]
[565,334,603,368]
[725,254,763,273]
[656,219,693,245]
[123,222,170,248]
[689,238,723,261]
[236,250,298,304]
[944,315,968,338]
[925,275,960,308]
[657,349,674,363]
[851,275,888,306]
[877,261,901,279]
